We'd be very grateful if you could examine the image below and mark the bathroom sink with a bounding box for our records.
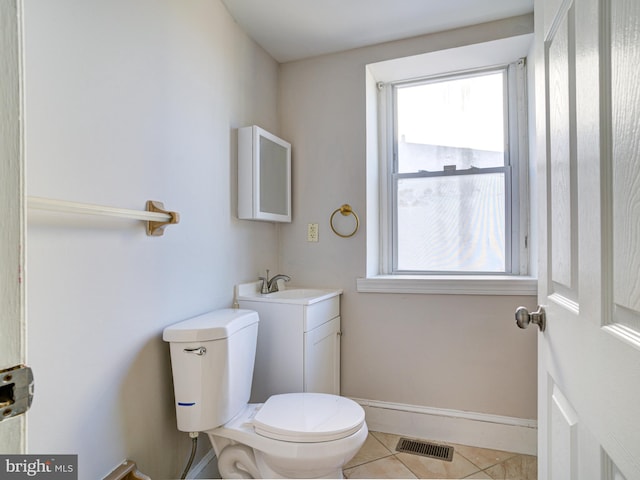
[266,289,333,299]
[235,282,342,305]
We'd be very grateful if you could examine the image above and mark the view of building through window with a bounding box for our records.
[394,70,509,272]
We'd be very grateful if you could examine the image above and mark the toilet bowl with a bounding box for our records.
[163,309,367,479]
[209,393,368,478]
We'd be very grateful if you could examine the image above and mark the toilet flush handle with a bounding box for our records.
[184,347,207,356]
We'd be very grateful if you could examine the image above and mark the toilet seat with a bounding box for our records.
[253,393,365,443]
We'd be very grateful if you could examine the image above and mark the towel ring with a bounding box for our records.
[330,204,359,238]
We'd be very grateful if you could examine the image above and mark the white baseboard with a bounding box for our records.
[351,397,537,456]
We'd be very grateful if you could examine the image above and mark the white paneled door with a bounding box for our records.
[534,0,640,478]
[0,0,26,453]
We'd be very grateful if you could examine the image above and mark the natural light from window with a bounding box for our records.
[394,71,508,273]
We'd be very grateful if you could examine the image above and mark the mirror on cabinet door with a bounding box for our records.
[238,125,291,222]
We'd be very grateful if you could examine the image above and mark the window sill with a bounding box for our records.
[356,275,537,296]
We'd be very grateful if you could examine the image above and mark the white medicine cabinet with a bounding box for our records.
[238,125,291,222]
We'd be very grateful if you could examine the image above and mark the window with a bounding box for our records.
[360,36,536,295]
[392,66,523,274]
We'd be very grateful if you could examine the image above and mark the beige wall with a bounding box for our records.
[22,3,539,476]
[278,15,539,420]
[23,1,279,477]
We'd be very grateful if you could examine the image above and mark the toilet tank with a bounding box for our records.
[162,309,259,432]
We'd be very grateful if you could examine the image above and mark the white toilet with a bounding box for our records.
[163,309,368,479]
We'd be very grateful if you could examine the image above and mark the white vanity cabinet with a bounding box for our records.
[237,289,341,403]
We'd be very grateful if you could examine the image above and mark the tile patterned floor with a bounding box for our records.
[343,431,537,479]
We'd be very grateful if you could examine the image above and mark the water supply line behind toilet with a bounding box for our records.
[180,432,199,479]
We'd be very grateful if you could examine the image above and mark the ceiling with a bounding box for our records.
[221,0,534,63]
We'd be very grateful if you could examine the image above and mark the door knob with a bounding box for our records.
[515,306,546,332]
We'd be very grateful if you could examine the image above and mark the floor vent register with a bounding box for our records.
[395,437,454,462]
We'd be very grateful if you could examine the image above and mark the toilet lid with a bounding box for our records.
[253,393,365,443]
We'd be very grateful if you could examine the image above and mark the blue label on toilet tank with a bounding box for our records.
[178,402,195,406]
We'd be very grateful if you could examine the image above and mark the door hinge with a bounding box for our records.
[0,365,34,422]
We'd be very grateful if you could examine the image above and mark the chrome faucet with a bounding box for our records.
[267,274,291,292]
[258,270,291,293]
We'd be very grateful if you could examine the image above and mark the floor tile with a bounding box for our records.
[396,451,481,479]
[483,454,537,480]
[453,443,518,470]
[343,432,536,480]
[344,456,417,479]
[344,433,393,469]
[463,471,493,479]
[370,431,403,452]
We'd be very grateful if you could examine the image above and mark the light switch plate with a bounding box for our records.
[307,223,319,242]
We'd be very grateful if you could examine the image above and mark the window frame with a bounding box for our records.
[372,60,537,288]
[360,35,537,295]
[388,64,522,275]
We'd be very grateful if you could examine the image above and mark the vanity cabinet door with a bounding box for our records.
[303,316,340,395]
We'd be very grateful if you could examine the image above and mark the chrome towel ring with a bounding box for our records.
[330,204,359,238]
